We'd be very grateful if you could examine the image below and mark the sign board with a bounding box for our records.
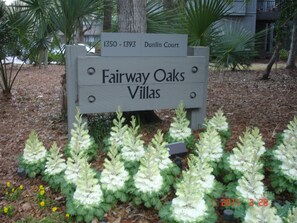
[77,56,206,114]
[65,33,209,139]
[101,33,187,56]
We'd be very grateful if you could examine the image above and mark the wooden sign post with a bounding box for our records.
[66,33,209,138]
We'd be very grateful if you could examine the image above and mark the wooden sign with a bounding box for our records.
[65,34,209,139]
[101,33,187,56]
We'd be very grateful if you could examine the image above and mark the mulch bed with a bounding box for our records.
[0,64,296,222]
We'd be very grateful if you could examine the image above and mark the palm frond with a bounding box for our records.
[212,21,260,70]
[177,0,231,46]
[146,0,182,33]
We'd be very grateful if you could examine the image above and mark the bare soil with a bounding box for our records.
[0,64,296,222]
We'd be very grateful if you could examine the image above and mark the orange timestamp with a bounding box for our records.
[220,198,269,207]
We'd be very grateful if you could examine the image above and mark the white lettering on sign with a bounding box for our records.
[101,33,187,56]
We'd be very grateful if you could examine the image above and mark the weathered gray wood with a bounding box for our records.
[66,44,209,139]
[77,56,206,85]
[187,47,209,129]
[78,83,205,113]
[66,45,87,138]
[101,33,188,56]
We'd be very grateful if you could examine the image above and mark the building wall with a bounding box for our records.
[222,0,257,35]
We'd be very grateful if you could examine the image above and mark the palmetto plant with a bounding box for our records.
[146,0,181,33]
[178,0,231,46]
[50,0,100,44]
[212,21,258,70]
[21,0,54,67]
[0,1,31,98]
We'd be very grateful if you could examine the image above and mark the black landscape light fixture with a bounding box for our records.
[17,167,26,178]
[223,209,234,222]
[167,142,188,157]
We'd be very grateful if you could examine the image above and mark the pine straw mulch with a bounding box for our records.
[0,64,296,222]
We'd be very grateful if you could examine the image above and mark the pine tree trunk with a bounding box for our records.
[286,15,297,69]
[117,0,160,123]
[118,0,146,33]
[262,43,281,80]
[76,17,85,43]
[103,0,113,32]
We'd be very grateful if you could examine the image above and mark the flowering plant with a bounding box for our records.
[159,155,217,223]
[105,108,128,151]
[65,109,98,161]
[223,127,265,182]
[132,144,171,210]
[244,202,282,223]
[100,144,130,204]
[204,109,230,146]
[269,116,297,194]
[19,131,47,178]
[166,101,195,149]
[43,142,67,191]
[4,182,23,201]
[284,206,297,223]
[132,151,163,209]
[196,126,223,162]
[62,142,88,198]
[121,116,145,173]
[66,160,109,223]
[149,130,180,186]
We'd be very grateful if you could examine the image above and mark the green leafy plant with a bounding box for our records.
[43,142,67,191]
[159,155,217,223]
[284,206,297,222]
[244,202,282,223]
[204,109,230,146]
[62,149,87,198]
[269,116,297,194]
[121,116,145,173]
[166,101,195,149]
[132,144,170,210]
[225,127,266,182]
[212,21,258,70]
[65,109,98,161]
[4,182,23,201]
[177,0,231,46]
[19,130,48,178]
[279,48,289,60]
[88,113,115,146]
[104,108,129,151]
[66,160,109,223]
[195,126,223,163]
[1,204,15,217]
[100,144,130,204]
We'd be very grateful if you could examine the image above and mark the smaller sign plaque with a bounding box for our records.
[101,32,188,57]
[167,142,188,156]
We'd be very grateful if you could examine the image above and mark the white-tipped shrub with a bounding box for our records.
[20,130,47,178]
[121,116,145,164]
[244,202,283,223]
[166,101,194,148]
[43,142,67,190]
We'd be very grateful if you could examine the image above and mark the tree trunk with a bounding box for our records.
[117,0,160,124]
[103,0,113,32]
[118,0,147,32]
[38,49,43,69]
[286,15,297,69]
[44,48,48,68]
[262,43,281,80]
[76,17,85,43]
